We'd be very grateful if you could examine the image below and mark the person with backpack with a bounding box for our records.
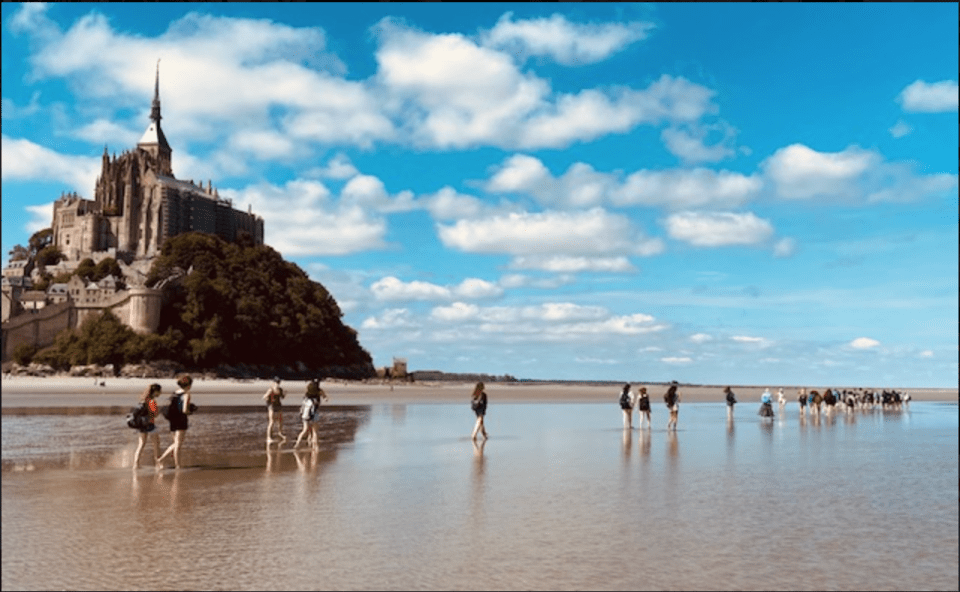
[294,379,327,449]
[618,383,634,429]
[132,383,162,469]
[758,388,774,418]
[636,386,651,429]
[157,374,194,469]
[724,386,737,420]
[470,382,488,441]
[664,382,680,431]
[263,376,286,443]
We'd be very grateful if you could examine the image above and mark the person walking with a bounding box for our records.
[470,382,488,441]
[294,379,327,449]
[157,375,194,469]
[777,388,787,411]
[724,386,737,420]
[619,383,634,429]
[798,388,807,416]
[759,387,774,418]
[263,376,286,443]
[636,387,651,429]
[664,382,680,430]
[133,383,162,469]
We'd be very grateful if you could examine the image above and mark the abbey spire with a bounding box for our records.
[137,59,172,176]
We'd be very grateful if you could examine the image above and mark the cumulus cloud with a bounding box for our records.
[661,357,692,364]
[361,308,417,330]
[660,121,737,164]
[762,144,878,200]
[731,335,771,347]
[1,134,100,193]
[897,79,959,113]
[888,120,913,138]
[689,333,712,343]
[371,276,503,302]
[486,154,760,210]
[850,337,880,349]
[664,211,774,247]
[482,12,654,65]
[437,208,664,268]
[221,179,388,256]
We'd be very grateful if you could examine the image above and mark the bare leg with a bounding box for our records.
[277,412,286,439]
[294,420,310,448]
[472,416,483,440]
[134,432,148,468]
[266,408,276,443]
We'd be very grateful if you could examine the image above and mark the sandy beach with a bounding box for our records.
[1,375,956,408]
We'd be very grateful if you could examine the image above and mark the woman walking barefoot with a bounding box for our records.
[263,376,286,443]
[133,383,162,468]
[618,383,634,429]
[157,375,193,469]
[724,386,737,420]
[470,382,488,441]
[294,379,327,449]
[664,382,680,431]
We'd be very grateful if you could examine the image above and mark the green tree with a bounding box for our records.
[35,245,63,267]
[8,244,29,261]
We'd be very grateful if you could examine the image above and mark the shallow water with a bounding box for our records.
[2,402,957,591]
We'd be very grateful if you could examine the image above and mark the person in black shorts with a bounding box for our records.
[157,374,193,469]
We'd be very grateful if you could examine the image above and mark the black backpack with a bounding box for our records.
[126,403,149,429]
[619,391,631,409]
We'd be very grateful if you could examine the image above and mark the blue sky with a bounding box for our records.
[2,3,957,387]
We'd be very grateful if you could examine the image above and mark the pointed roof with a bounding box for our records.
[138,60,170,150]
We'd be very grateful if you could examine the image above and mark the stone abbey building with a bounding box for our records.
[52,66,264,261]
[3,66,264,361]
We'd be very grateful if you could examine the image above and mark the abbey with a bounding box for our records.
[52,66,264,261]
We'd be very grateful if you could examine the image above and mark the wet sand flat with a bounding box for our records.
[3,400,957,590]
[2,375,956,408]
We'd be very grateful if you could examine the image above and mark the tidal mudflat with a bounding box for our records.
[3,401,957,590]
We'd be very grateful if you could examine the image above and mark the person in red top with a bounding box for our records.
[133,383,162,468]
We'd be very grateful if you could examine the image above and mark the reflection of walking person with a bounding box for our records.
[133,383,161,468]
[470,382,488,441]
[157,375,193,469]
[264,376,286,443]
[619,383,634,429]
[664,382,680,430]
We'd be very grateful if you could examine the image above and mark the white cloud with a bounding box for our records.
[773,237,797,258]
[25,203,54,233]
[371,276,502,302]
[732,335,771,347]
[510,256,635,273]
[850,337,880,349]
[662,357,692,364]
[371,276,450,301]
[221,179,388,256]
[615,167,761,210]
[315,153,359,180]
[919,350,934,358]
[453,278,503,299]
[897,79,959,113]
[888,120,913,138]
[660,122,737,164]
[664,211,773,247]
[486,154,760,211]
[437,208,664,266]
[361,308,417,330]
[690,333,712,343]
[1,135,100,194]
[763,144,878,200]
[482,12,654,65]
[431,302,480,322]
[422,186,487,220]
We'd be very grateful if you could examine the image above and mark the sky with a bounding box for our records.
[2,3,957,388]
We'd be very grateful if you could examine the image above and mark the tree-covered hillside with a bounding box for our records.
[142,232,375,377]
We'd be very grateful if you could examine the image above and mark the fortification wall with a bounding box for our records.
[1,287,162,362]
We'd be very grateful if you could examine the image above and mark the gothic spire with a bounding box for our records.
[150,59,162,124]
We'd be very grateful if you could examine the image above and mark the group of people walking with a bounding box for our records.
[129,375,328,470]
[618,381,680,430]
[131,374,195,469]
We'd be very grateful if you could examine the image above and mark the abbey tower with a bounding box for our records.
[51,63,264,262]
